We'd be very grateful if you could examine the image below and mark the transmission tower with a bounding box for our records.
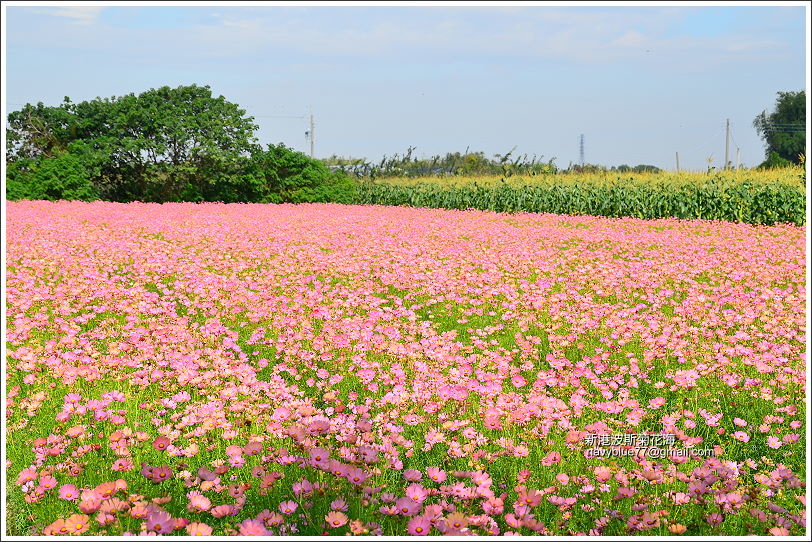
[579,134,585,166]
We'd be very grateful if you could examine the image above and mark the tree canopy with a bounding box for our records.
[753,90,806,166]
[6,85,354,203]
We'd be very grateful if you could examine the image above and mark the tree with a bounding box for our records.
[250,143,356,204]
[5,149,98,201]
[6,84,261,202]
[6,98,79,161]
[753,90,806,165]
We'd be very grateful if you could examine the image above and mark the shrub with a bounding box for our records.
[5,152,98,201]
[252,144,357,204]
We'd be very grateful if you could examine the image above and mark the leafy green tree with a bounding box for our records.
[6,85,260,202]
[251,143,356,204]
[6,150,98,201]
[6,98,79,161]
[753,90,806,165]
[757,151,792,170]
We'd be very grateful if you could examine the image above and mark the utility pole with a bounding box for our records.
[309,114,315,159]
[724,118,730,170]
[675,151,680,172]
[736,147,740,171]
[579,134,584,167]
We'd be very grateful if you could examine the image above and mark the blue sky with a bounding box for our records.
[3,3,808,171]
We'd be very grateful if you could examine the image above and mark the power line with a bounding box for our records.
[682,124,726,154]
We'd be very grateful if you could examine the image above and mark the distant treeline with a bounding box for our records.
[321,147,662,178]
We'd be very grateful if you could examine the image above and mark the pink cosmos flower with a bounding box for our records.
[186,522,213,536]
[405,483,429,503]
[330,498,349,512]
[59,484,79,500]
[395,497,421,516]
[325,511,349,528]
[403,469,422,481]
[146,509,174,534]
[238,519,270,536]
[39,475,57,491]
[732,431,750,443]
[211,505,235,518]
[594,466,612,483]
[706,513,724,526]
[426,467,446,483]
[407,516,432,535]
[542,451,562,466]
[187,494,211,512]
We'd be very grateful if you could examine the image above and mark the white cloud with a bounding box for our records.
[34,6,105,25]
[5,6,798,72]
[610,30,646,48]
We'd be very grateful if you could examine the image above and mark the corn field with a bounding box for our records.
[354,167,806,225]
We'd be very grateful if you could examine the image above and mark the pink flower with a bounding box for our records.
[186,522,213,536]
[403,469,422,482]
[648,397,666,409]
[211,505,234,518]
[330,498,348,512]
[766,436,782,449]
[39,475,57,491]
[395,497,421,516]
[324,511,349,528]
[405,483,428,503]
[518,488,543,506]
[278,500,298,515]
[187,494,211,512]
[309,447,330,465]
[59,484,79,500]
[593,466,612,482]
[146,509,174,534]
[705,512,724,526]
[152,436,170,451]
[732,431,750,443]
[542,451,562,466]
[426,467,446,483]
[307,419,330,435]
[238,519,270,536]
[733,418,747,427]
[407,516,432,535]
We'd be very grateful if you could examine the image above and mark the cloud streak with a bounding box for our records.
[32,6,105,25]
[6,6,797,70]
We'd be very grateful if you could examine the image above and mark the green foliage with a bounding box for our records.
[5,151,98,201]
[5,85,363,205]
[354,174,805,226]
[6,85,265,203]
[252,143,357,204]
[323,147,558,178]
[613,164,662,173]
[753,90,806,164]
[6,98,78,161]
[757,151,793,170]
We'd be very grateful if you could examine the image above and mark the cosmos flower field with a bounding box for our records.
[4,200,806,536]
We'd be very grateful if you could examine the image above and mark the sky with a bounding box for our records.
[2,2,808,171]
